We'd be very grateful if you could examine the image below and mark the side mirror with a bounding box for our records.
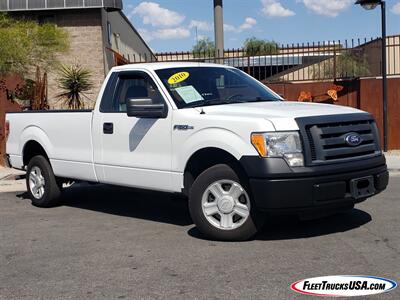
[126,98,167,119]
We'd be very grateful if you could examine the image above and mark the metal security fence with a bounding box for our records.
[122,35,400,83]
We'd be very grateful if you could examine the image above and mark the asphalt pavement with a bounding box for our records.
[0,177,399,300]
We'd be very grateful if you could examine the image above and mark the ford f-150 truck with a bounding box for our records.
[5,62,389,241]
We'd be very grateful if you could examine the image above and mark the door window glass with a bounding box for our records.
[113,73,164,112]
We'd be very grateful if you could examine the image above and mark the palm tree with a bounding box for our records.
[56,64,93,109]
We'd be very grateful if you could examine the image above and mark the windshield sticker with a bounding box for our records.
[175,85,204,103]
[168,72,189,85]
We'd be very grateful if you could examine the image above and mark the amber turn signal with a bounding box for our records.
[251,133,267,157]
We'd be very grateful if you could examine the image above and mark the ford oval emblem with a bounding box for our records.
[345,133,362,147]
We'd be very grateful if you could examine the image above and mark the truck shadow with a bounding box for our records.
[17,184,372,241]
[188,209,372,241]
[256,209,372,241]
[64,184,373,241]
[18,183,193,227]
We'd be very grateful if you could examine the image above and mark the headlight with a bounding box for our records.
[251,131,304,167]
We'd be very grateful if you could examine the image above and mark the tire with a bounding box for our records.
[26,155,62,207]
[189,164,264,241]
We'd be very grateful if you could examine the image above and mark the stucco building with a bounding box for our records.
[0,0,154,108]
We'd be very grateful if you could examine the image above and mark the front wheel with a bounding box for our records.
[189,164,264,241]
[26,155,62,207]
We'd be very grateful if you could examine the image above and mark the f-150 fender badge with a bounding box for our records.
[174,125,194,131]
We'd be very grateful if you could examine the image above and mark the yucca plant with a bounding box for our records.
[56,64,93,109]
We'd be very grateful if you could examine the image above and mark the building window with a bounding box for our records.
[107,22,112,45]
[114,33,120,51]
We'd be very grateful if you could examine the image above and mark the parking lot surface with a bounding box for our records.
[0,177,399,299]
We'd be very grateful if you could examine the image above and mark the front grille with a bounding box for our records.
[297,114,381,166]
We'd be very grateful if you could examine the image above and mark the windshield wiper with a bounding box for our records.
[183,100,208,108]
[218,99,248,105]
[245,99,279,103]
[183,97,279,109]
[184,98,248,108]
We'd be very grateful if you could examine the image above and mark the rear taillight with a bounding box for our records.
[5,121,9,141]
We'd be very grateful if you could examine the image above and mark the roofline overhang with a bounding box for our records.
[0,0,123,12]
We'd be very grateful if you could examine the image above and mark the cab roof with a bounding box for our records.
[111,62,234,72]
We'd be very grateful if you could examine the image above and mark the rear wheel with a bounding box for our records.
[189,164,264,241]
[26,155,62,207]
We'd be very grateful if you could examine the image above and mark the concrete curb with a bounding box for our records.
[0,168,26,182]
[0,174,25,181]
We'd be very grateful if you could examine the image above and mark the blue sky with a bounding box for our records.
[123,0,400,52]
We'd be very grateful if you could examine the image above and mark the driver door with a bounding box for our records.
[92,71,173,192]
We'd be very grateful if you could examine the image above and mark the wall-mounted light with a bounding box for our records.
[355,0,382,10]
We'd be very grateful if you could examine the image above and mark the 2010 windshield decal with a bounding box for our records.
[168,72,189,85]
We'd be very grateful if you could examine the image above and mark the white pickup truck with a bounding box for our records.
[5,62,388,241]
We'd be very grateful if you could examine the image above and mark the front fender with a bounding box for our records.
[173,127,259,172]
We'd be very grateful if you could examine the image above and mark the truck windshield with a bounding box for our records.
[155,67,281,109]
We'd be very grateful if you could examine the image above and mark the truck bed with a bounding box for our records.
[6,110,97,182]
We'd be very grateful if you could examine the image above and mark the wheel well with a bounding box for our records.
[23,141,49,166]
[183,148,247,195]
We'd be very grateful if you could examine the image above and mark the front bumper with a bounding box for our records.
[240,155,389,213]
